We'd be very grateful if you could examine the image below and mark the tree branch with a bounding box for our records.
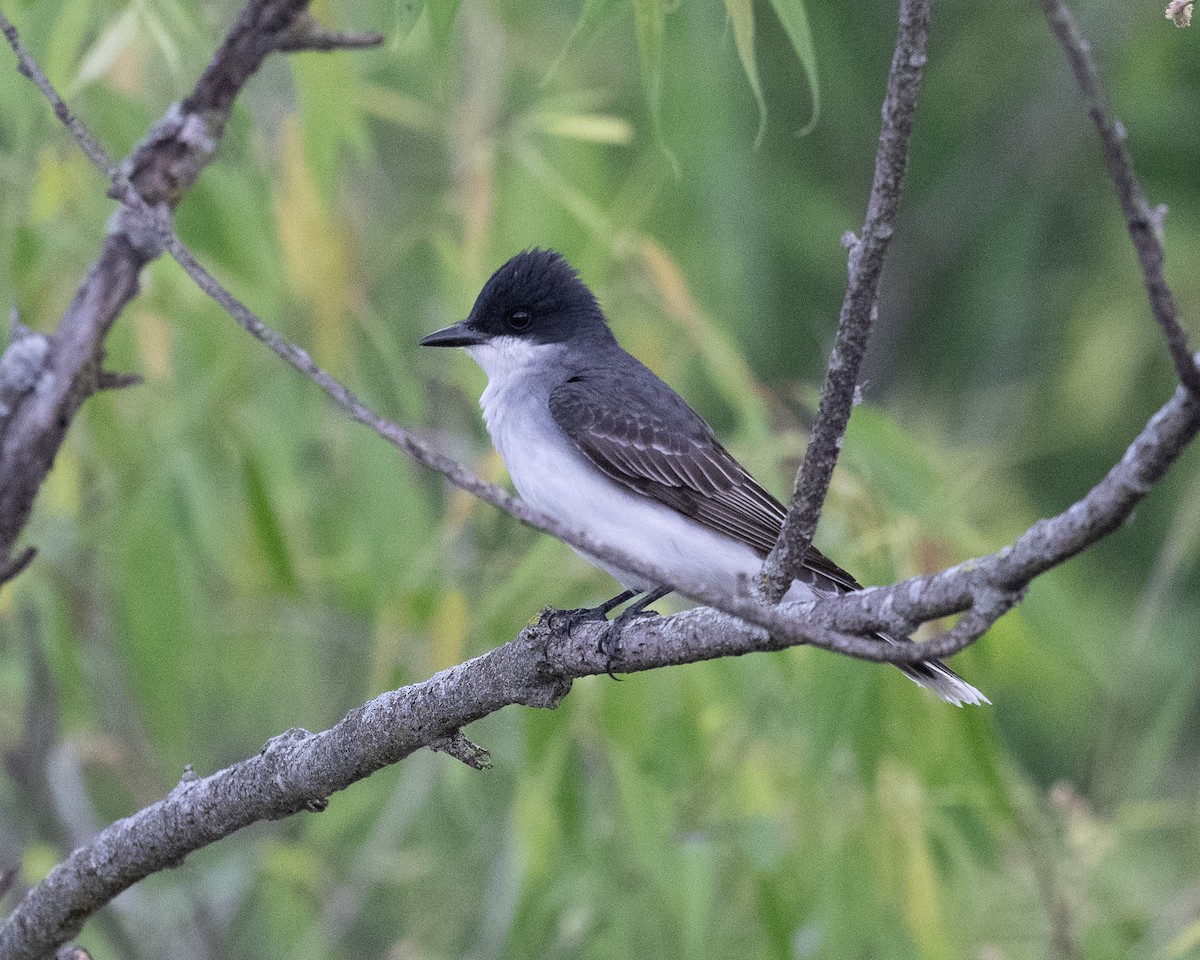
[4,0,1200,954]
[276,13,384,51]
[1040,0,1200,394]
[2,572,955,960]
[0,0,381,583]
[813,375,1200,660]
[757,0,932,601]
[0,11,118,180]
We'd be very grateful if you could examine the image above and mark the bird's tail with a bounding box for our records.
[880,632,989,707]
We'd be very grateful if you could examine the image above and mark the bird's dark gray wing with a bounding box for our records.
[550,364,989,705]
[548,364,860,594]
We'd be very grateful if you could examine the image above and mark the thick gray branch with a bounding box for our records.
[0,608,767,960]
[758,0,932,601]
[0,0,380,580]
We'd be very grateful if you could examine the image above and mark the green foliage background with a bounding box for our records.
[1,0,1199,956]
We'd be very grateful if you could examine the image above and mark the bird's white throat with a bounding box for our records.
[466,335,567,387]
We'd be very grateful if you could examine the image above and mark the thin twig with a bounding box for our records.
[428,731,493,770]
[0,9,119,181]
[278,21,384,51]
[0,0,370,581]
[1040,0,1200,394]
[758,0,933,601]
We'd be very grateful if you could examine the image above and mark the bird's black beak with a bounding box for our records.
[419,320,487,348]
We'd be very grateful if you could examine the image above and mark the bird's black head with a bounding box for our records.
[420,249,615,349]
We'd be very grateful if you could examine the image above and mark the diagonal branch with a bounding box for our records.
[6,350,1199,954]
[0,594,798,960]
[1040,0,1200,394]
[757,0,933,602]
[0,0,382,582]
[0,11,118,179]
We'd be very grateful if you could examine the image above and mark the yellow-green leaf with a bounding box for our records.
[532,111,634,145]
[241,451,299,595]
[426,0,461,50]
[46,0,93,90]
[393,0,426,43]
[71,6,138,94]
[273,119,356,377]
[140,3,185,91]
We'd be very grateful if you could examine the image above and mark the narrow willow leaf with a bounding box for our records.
[274,120,354,376]
[724,0,768,147]
[766,0,820,135]
[359,83,441,134]
[631,0,663,108]
[46,0,93,90]
[71,5,138,93]
[140,4,186,90]
[431,590,468,670]
[241,451,299,595]
[631,0,678,174]
[393,0,426,45]
[543,0,624,86]
[532,111,634,145]
[426,0,462,50]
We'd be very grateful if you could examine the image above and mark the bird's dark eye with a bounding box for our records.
[508,309,532,331]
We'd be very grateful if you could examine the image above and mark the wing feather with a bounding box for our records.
[549,364,861,592]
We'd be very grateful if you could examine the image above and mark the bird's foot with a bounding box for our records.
[597,586,671,679]
[545,588,638,637]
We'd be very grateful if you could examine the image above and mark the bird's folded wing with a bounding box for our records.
[548,367,861,595]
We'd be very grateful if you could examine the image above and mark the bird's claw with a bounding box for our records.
[597,608,660,679]
[546,605,610,637]
[598,621,625,680]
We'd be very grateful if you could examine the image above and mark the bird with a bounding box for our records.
[420,249,987,706]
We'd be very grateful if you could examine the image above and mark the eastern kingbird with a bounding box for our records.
[421,249,987,706]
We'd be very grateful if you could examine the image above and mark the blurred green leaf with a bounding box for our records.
[71,5,138,93]
[393,0,426,42]
[45,0,94,90]
[240,450,300,596]
[766,0,819,134]
[532,111,635,145]
[426,0,462,50]
[139,3,185,92]
[724,0,768,147]
[544,0,623,86]
[360,83,441,133]
[630,0,678,173]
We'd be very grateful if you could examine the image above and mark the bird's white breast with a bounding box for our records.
[466,336,774,596]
